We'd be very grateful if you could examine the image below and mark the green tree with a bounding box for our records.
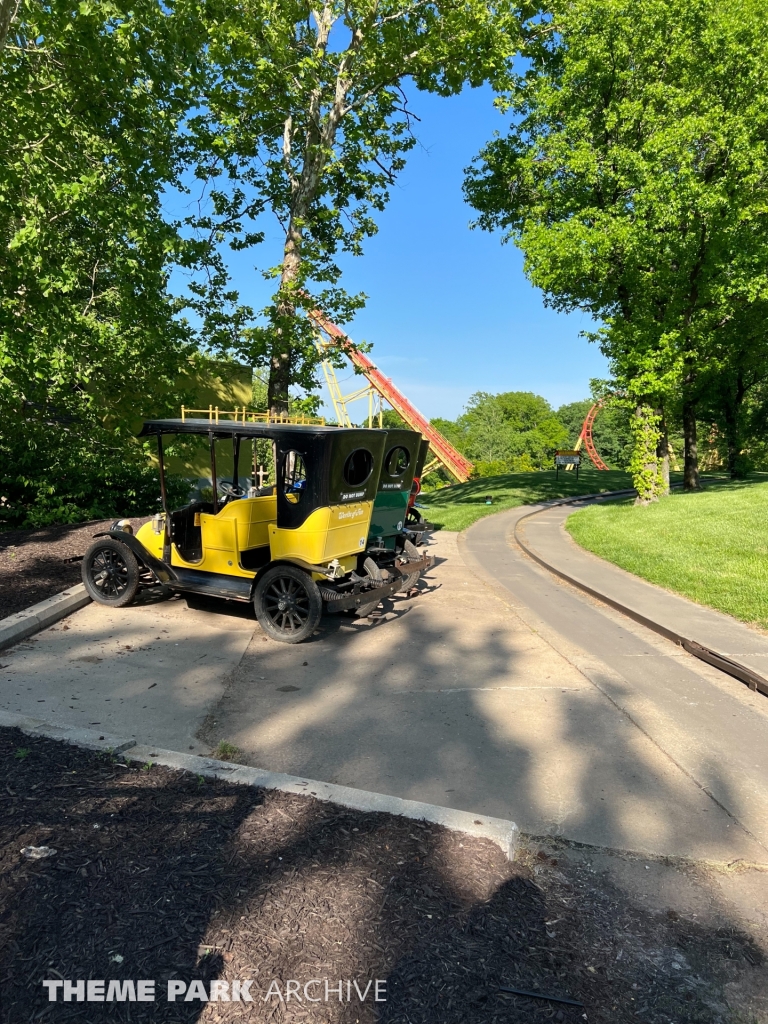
[195,0,519,413]
[379,408,408,430]
[0,0,210,526]
[464,0,768,496]
[431,390,567,471]
[693,303,768,477]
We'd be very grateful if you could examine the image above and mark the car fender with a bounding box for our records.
[250,557,341,597]
[91,530,177,584]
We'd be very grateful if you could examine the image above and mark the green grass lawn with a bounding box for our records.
[418,468,633,532]
[566,475,768,629]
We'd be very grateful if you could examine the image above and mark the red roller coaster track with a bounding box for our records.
[308,309,475,483]
[578,401,609,470]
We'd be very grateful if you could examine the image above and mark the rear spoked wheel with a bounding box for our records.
[354,557,385,618]
[82,538,140,607]
[399,539,423,593]
[254,565,322,643]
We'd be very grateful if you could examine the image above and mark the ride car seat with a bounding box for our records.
[170,501,214,563]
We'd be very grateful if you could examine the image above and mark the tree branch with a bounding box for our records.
[82,261,100,317]
[282,114,296,188]
[374,0,432,29]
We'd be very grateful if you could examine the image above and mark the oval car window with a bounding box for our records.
[385,445,410,478]
[282,450,307,503]
[343,448,373,487]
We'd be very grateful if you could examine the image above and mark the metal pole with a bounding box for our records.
[156,432,168,512]
[232,434,240,489]
[156,432,171,562]
[209,432,219,514]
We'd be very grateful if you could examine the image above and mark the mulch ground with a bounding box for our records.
[0,727,761,1024]
[0,519,149,619]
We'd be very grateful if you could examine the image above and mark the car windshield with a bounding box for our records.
[282,450,308,502]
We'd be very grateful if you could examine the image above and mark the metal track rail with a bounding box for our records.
[512,492,768,699]
[308,308,474,483]
[576,401,610,470]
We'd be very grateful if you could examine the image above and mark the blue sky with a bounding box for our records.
[180,84,609,422]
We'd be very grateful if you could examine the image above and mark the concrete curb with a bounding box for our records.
[0,710,136,753]
[0,711,519,861]
[0,584,91,651]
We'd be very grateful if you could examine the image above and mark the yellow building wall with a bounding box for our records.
[164,359,255,484]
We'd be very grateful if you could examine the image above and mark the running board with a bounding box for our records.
[171,568,253,602]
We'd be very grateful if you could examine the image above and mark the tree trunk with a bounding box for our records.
[630,404,662,504]
[723,400,739,479]
[656,412,670,495]
[682,399,700,490]
[0,0,18,51]
[265,8,358,413]
[268,222,303,416]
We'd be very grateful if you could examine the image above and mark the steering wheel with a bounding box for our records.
[218,481,246,499]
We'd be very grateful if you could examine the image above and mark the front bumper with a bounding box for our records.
[320,575,403,612]
[394,552,433,576]
[321,553,433,612]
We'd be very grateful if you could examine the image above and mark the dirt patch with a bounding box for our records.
[0,727,764,1023]
[0,518,148,619]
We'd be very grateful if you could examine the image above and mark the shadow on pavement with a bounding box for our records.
[200,547,761,863]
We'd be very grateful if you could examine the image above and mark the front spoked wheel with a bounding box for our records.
[254,565,322,644]
[82,538,140,607]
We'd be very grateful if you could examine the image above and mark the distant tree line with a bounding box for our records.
[425,392,631,477]
[424,388,767,481]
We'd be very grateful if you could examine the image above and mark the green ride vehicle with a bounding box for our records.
[361,428,433,602]
[404,437,434,544]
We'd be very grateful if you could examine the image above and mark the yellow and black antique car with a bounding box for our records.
[81,419,428,642]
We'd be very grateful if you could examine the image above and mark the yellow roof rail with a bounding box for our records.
[180,406,325,426]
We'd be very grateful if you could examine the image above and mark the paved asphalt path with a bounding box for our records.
[463,503,768,861]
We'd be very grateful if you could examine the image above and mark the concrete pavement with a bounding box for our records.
[522,499,768,680]
[463,505,768,857]
[200,531,767,864]
[0,589,255,753]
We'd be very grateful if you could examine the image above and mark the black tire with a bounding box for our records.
[400,539,422,592]
[254,565,322,643]
[355,557,385,617]
[81,538,140,607]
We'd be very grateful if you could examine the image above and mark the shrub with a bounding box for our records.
[0,445,191,529]
[473,460,510,478]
